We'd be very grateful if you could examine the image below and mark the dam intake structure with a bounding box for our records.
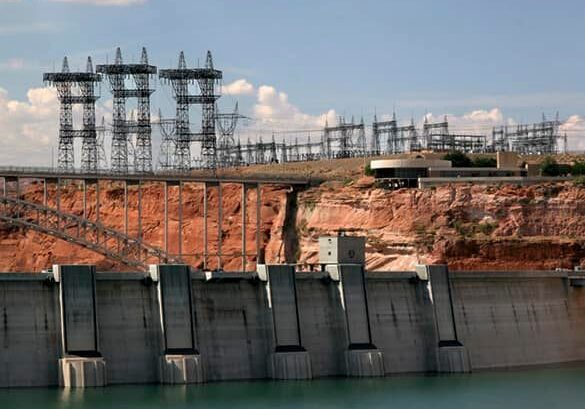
[1,236,585,387]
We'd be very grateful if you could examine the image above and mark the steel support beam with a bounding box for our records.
[178,181,183,258]
[124,181,128,235]
[96,180,100,224]
[241,183,247,273]
[82,180,87,219]
[43,178,47,207]
[203,182,208,270]
[217,182,222,270]
[137,181,142,241]
[256,183,261,265]
[164,181,168,255]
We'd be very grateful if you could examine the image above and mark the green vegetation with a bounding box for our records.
[443,151,473,167]
[478,222,497,236]
[539,157,571,176]
[364,163,374,176]
[574,176,585,187]
[451,219,498,238]
[472,156,497,168]
[571,161,585,176]
[442,151,496,168]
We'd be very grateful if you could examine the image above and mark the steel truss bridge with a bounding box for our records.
[0,167,311,272]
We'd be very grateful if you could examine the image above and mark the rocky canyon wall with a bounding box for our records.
[1,178,585,272]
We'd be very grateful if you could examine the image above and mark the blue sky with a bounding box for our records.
[1,0,585,164]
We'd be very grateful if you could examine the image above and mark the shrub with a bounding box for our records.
[472,157,497,168]
[478,222,497,236]
[572,161,585,176]
[540,157,560,176]
[574,176,585,187]
[364,163,374,176]
[443,151,472,167]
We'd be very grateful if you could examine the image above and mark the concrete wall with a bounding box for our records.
[451,271,585,369]
[0,275,60,387]
[1,268,585,387]
[96,274,160,384]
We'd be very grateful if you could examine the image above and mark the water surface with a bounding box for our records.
[2,367,584,409]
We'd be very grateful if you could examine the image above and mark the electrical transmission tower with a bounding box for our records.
[216,102,248,167]
[44,56,101,171]
[423,116,449,150]
[159,51,222,171]
[323,117,366,158]
[96,47,157,173]
[491,114,561,154]
[96,116,108,169]
[156,109,177,170]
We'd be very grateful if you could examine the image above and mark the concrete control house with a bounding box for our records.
[370,154,529,189]
[370,158,452,188]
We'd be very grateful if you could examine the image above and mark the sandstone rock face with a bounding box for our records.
[1,179,585,272]
[292,181,585,271]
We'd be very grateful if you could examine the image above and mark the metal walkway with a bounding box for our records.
[0,166,313,185]
[0,196,182,270]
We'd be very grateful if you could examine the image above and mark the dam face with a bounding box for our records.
[1,265,585,387]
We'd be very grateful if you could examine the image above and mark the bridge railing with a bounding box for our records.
[0,166,315,183]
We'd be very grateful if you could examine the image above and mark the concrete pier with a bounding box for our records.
[54,265,107,387]
[2,263,585,387]
[150,264,204,384]
[421,265,471,373]
[259,265,312,380]
[327,264,385,377]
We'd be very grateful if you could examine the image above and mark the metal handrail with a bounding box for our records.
[0,166,315,184]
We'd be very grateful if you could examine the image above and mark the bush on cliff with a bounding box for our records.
[472,156,497,168]
[364,163,374,176]
[443,151,472,167]
[571,161,585,176]
[540,157,560,176]
[443,152,498,168]
[574,176,585,187]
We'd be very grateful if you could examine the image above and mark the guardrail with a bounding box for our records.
[0,166,316,184]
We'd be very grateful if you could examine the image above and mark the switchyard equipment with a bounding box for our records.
[322,117,366,159]
[372,114,421,154]
[216,102,248,167]
[423,116,450,150]
[159,51,222,171]
[43,57,101,171]
[96,47,157,173]
[43,49,569,173]
[491,115,561,154]
[156,109,177,170]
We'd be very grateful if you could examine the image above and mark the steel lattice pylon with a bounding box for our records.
[44,57,101,171]
[216,102,248,167]
[159,51,222,171]
[96,47,157,173]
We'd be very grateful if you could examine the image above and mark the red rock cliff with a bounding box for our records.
[1,178,585,272]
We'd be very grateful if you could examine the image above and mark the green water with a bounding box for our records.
[2,367,585,409]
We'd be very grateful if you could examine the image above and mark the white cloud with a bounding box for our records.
[253,85,336,130]
[0,58,25,71]
[49,0,145,5]
[0,87,59,165]
[421,108,509,135]
[221,79,254,96]
[0,86,112,166]
[560,115,585,151]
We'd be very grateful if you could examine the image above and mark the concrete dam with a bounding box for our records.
[2,235,585,388]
